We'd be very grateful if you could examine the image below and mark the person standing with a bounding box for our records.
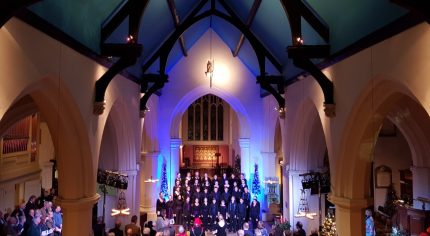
[201,198,210,231]
[209,198,219,231]
[182,197,192,230]
[173,195,184,226]
[165,195,174,223]
[365,209,376,236]
[249,198,260,230]
[227,196,238,233]
[218,200,227,221]
[156,193,166,217]
[237,198,247,232]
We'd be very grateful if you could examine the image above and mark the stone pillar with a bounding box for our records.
[282,164,289,219]
[411,166,430,209]
[260,152,277,217]
[56,194,100,235]
[140,152,160,221]
[239,138,251,176]
[170,139,182,192]
[329,195,372,236]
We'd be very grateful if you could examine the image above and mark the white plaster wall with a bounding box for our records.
[157,29,265,187]
[373,131,412,211]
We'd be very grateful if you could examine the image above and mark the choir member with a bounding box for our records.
[239,173,247,186]
[218,200,227,221]
[221,187,230,205]
[203,173,211,184]
[201,197,210,230]
[232,186,242,203]
[202,188,211,202]
[239,179,247,192]
[249,197,260,230]
[165,195,174,221]
[242,187,251,220]
[182,196,192,230]
[185,185,193,200]
[173,195,184,225]
[209,198,219,230]
[237,198,247,231]
[211,186,221,203]
[191,198,201,220]
[156,192,166,216]
[227,196,238,233]
[193,187,202,203]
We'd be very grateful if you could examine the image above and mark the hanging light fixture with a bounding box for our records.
[144,176,159,183]
[295,189,317,220]
[111,189,130,216]
[205,16,214,88]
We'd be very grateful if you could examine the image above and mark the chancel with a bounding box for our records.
[1,0,430,236]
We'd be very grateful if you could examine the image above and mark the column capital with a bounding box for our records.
[410,166,430,171]
[141,152,160,161]
[328,194,373,210]
[238,138,250,148]
[170,138,182,148]
[56,193,100,210]
[260,152,276,159]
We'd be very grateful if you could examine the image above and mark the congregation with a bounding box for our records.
[0,189,62,236]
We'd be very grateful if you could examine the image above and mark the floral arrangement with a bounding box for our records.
[391,226,407,236]
[272,215,291,236]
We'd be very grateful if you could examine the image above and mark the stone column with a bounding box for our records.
[411,166,430,209]
[140,152,160,221]
[170,139,182,192]
[329,195,372,236]
[238,138,251,176]
[260,152,277,217]
[56,194,100,235]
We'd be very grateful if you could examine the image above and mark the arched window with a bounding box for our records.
[187,94,224,141]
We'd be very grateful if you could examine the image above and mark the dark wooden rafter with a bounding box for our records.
[0,0,41,28]
[280,0,334,117]
[390,0,430,23]
[232,0,261,57]
[94,0,148,115]
[167,0,188,57]
[140,0,285,114]
[218,0,285,115]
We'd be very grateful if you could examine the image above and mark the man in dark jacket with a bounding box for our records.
[237,198,247,231]
[109,220,124,236]
[227,196,238,233]
[124,215,141,236]
[27,214,41,236]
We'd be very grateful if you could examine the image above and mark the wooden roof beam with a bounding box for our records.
[167,0,188,57]
[232,0,262,57]
[0,0,41,28]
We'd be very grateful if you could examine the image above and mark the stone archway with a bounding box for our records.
[98,98,141,228]
[332,79,430,235]
[0,77,97,235]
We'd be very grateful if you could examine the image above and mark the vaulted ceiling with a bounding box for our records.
[28,0,407,79]
[5,0,421,115]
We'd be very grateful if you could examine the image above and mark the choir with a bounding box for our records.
[155,171,261,232]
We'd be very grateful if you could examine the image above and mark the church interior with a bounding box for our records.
[1,0,430,235]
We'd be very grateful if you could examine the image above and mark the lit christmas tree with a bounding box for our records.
[160,161,169,197]
[252,164,261,196]
[320,213,337,236]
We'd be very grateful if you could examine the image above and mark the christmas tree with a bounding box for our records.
[252,163,261,196]
[320,213,337,236]
[160,161,169,197]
